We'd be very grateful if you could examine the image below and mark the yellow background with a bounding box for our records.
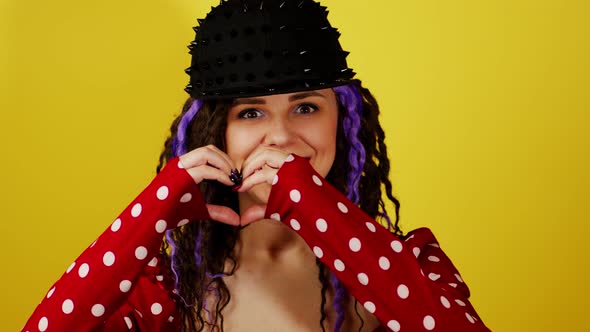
[1,0,588,330]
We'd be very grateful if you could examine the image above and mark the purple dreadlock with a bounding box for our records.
[172,99,203,157]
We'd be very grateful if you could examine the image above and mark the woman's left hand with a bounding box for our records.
[236,147,292,226]
[238,147,292,193]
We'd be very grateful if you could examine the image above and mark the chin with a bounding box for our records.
[310,159,333,178]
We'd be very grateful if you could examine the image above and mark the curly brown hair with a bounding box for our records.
[156,79,402,331]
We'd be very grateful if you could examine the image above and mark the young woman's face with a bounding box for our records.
[225,87,339,181]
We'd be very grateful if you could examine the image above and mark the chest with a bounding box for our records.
[202,268,381,332]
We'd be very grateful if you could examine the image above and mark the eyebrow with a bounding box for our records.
[231,91,326,106]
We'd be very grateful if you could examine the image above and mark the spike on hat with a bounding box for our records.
[184,0,355,100]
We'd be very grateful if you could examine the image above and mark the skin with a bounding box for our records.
[226,88,339,260]
[178,88,380,331]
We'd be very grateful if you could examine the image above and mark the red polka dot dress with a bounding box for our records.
[23,155,491,331]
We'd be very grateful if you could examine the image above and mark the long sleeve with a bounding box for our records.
[265,155,491,332]
[23,157,209,332]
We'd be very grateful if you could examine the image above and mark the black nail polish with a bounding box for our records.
[229,169,243,185]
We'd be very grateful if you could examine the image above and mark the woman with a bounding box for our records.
[23,0,490,331]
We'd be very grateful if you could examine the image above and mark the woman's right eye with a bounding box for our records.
[238,108,263,119]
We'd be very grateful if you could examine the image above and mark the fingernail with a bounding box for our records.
[229,169,242,183]
[229,169,242,185]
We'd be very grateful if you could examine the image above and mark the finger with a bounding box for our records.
[185,165,235,186]
[238,167,276,192]
[240,204,266,226]
[180,145,234,174]
[239,145,267,170]
[206,204,240,226]
[206,144,237,171]
[241,149,288,179]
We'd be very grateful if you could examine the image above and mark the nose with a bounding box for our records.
[262,115,294,147]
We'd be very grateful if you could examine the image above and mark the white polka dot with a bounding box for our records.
[155,219,167,233]
[387,320,401,332]
[119,280,132,293]
[379,256,390,270]
[349,238,361,252]
[397,284,409,299]
[62,299,74,314]
[46,286,55,299]
[363,301,376,313]
[289,189,301,202]
[78,263,90,278]
[124,316,133,329]
[177,160,184,168]
[103,252,115,266]
[180,193,192,203]
[270,213,281,221]
[156,186,169,200]
[131,203,142,217]
[272,175,279,185]
[423,315,435,330]
[334,259,345,271]
[440,295,451,308]
[429,243,440,248]
[357,273,369,285]
[316,218,328,232]
[135,246,148,260]
[313,246,324,258]
[365,222,376,232]
[90,240,97,248]
[455,299,466,306]
[449,283,458,288]
[290,219,301,230]
[111,218,121,232]
[151,302,163,315]
[148,257,158,267]
[156,275,164,281]
[66,262,76,274]
[455,273,464,283]
[413,247,421,258]
[177,219,189,227]
[428,255,440,262]
[285,154,295,162]
[38,317,48,331]
[168,316,175,322]
[91,304,105,317]
[466,312,475,324]
[390,240,403,253]
[428,273,441,281]
[337,202,348,213]
[135,309,143,318]
[312,175,323,186]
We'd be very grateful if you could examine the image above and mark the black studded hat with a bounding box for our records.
[184,0,355,99]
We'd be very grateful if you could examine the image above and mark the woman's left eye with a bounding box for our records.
[295,103,318,114]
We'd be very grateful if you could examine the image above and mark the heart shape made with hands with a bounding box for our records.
[178,146,293,227]
[205,203,268,227]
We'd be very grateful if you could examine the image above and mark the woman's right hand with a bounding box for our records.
[178,144,241,226]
